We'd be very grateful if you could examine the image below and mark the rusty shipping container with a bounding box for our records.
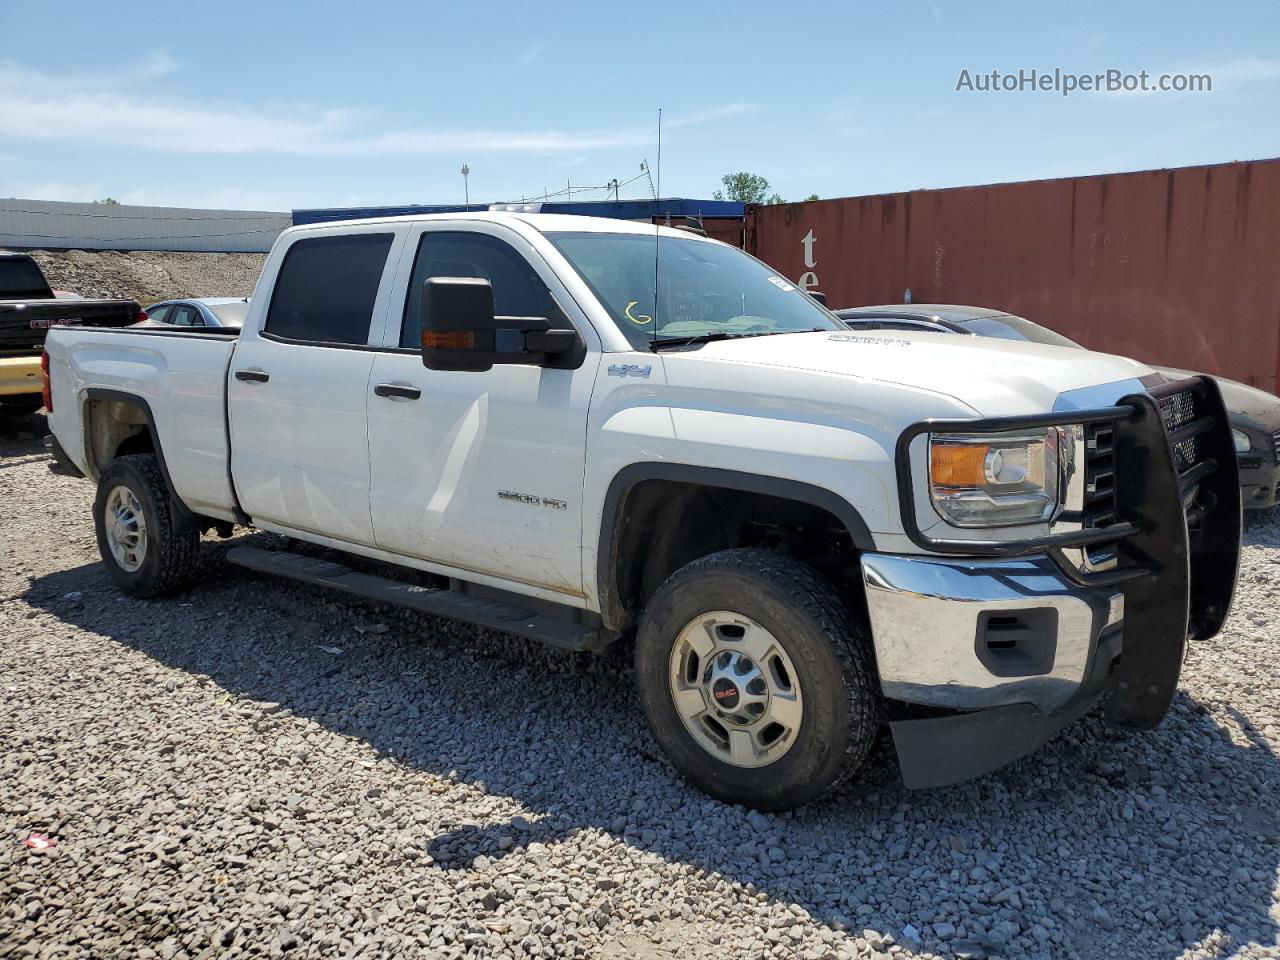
[745,158,1280,393]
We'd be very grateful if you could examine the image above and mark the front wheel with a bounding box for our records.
[93,454,199,597]
[634,548,879,810]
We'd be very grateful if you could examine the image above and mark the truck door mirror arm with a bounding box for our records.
[419,276,581,372]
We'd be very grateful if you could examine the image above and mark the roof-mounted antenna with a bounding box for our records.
[651,108,662,353]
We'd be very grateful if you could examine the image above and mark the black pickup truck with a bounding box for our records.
[0,252,141,415]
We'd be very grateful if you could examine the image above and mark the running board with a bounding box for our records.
[226,546,612,653]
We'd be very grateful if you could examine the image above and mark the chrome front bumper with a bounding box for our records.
[861,552,1124,714]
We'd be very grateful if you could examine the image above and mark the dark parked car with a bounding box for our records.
[836,304,1280,510]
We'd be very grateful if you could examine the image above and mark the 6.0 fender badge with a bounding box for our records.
[607,363,652,378]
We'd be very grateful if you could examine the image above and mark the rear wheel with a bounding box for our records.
[635,548,879,810]
[93,454,199,597]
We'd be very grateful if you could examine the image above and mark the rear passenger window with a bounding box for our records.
[171,305,200,326]
[265,233,393,345]
[400,232,567,348]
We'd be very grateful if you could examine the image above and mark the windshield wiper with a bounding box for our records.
[649,328,825,352]
[650,331,737,351]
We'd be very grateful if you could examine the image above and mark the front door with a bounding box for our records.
[366,224,599,597]
[229,227,402,545]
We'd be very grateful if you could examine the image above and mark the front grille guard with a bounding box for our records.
[894,375,1241,728]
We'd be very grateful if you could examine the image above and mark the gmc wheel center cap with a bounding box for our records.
[710,678,740,710]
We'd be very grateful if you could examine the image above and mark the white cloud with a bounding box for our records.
[0,60,759,158]
[0,179,105,203]
[1095,56,1280,99]
[135,51,179,81]
[514,41,547,67]
[666,103,762,128]
[1207,56,1280,87]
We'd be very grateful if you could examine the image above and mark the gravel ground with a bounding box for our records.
[2,411,1279,960]
[24,250,266,304]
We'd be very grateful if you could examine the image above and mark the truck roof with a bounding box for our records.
[283,211,715,241]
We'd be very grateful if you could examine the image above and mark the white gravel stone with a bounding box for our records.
[2,424,1280,959]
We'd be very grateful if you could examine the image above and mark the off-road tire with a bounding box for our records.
[634,548,879,810]
[93,454,199,598]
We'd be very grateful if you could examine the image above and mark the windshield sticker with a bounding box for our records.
[767,277,794,292]
[624,300,653,326]
[829,334,912,348]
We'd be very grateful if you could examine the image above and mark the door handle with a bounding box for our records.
[235,369,270,383]
[374,383,421,400]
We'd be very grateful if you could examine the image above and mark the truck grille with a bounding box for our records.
[1159,390,1198,477]
[1158,388,1215,526]
[1081,421,1119,565]
[1079,385,1216,560]
[1083,422,1117,527]
[1273,429,1280,464]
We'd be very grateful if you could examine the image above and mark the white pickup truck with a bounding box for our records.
[44,213,1241,809]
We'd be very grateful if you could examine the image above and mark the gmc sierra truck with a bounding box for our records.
[43,214,1241,810]
[1,252,140,416]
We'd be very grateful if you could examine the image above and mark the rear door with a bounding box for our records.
[365,222,599,597]
[228,226,404,545]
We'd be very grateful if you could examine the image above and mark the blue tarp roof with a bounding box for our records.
[292,197,742,226]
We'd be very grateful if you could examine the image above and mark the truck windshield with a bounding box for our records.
[548,232,843,350]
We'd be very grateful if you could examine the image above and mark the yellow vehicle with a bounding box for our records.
[0,252,140,416]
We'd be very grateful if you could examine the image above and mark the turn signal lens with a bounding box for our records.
[421,330,475,349]
[930,443,990,488]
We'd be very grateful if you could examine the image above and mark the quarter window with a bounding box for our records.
[265,233,394,345]
[400,232,566,348]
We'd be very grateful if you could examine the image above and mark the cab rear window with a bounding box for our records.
[0,256,54,300]
[264,234,393,345]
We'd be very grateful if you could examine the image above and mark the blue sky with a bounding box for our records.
[1,0,1278,212]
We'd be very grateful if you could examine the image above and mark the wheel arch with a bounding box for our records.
[82,388,194,524]
[595,463,877,632]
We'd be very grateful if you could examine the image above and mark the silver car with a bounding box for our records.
[836,303,1280,510]
[137,297,249,330]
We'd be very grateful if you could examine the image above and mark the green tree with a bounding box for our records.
[712,172,785,205]
[96,197,120,205]
[804,193,820,202]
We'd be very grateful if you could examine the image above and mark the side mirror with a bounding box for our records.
[419,277,579,372]
[807,290,828,307]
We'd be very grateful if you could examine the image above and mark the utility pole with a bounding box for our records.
[460,164,470,210]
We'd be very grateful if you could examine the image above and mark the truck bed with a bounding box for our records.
[0,297,142,357]
[44,325,242,521]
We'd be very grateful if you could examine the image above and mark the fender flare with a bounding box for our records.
[83,388,197,525]
[595,463,878,630]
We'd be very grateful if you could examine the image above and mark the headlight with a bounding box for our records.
[1232,428,1251,454]
[929,429,1063,527]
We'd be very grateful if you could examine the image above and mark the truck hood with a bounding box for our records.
[678,329,1155,415]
